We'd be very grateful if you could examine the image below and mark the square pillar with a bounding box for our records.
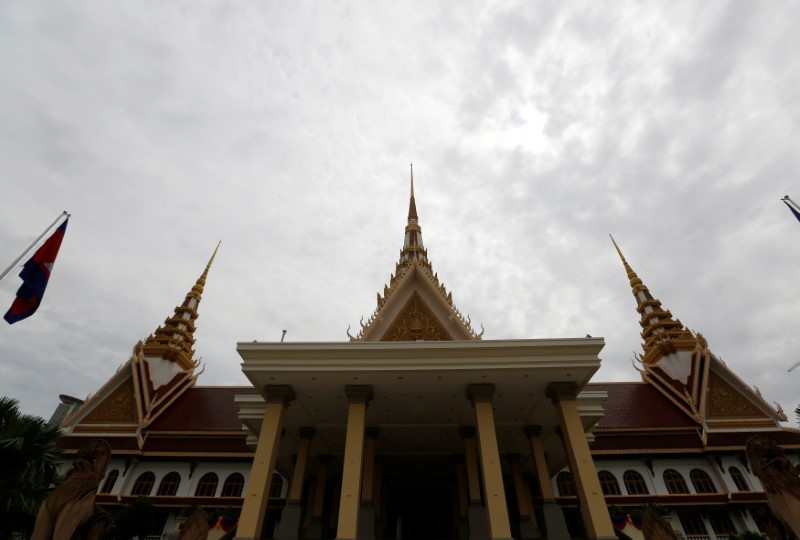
[547,383,616,540]
[336,385,373,540]
[304,455,330,539]
[524,425,570,540]
[507,454,541,539]
[277,427,316,540]
[358,427,379,540]
[468,384,513,540]
[461,426,489,540]
[236,385,295,540]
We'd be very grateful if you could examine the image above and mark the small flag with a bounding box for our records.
[782,196,800,224]
[4,218,69,324]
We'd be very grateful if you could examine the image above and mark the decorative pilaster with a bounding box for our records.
[547,383,616,540]
[468,384,513,540]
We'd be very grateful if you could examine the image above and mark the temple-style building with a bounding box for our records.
[56,173,800,540]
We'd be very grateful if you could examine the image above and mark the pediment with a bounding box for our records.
[354,260,481,342]
[82,376,139,424]
[705,370,767,419]
[380,291,452,341]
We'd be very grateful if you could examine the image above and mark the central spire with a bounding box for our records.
[143,242,221,369]
[399,164,428,268]
[610,236,695,363]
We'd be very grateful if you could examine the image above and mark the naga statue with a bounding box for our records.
[642,506,677,540]
[178,508,208,540]
[32,439,111,540]
[747,435,800,538]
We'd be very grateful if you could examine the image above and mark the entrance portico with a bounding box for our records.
[234,339,611,540]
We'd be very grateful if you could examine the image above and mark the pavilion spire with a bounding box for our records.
[143,242,221,369]
[609,235,695,362]
[398,165,428,268]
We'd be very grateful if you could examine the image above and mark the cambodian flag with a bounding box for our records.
[4,218,69,324]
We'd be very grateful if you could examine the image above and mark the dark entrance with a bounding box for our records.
[382,456,457,540]
[385,486,454,540]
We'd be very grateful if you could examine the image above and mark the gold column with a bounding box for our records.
[508,454,540,539]
[524,425,570,540]
[336,385,373,540]
[461,426,489,540]
[468,384,513,540]
[237,385,295,540]
[547,383,616,540]
[303,455,330,540]
[358,428,379,540]
[277,427,316,540]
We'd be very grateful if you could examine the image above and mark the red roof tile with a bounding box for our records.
[586,382,697,429]
[146,386,258,432]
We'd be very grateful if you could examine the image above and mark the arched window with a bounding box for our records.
[100,469,119,494]
[157,472,181,496]
[663,469,689,494]
[623,470,649,495]
[597,470,621,495]
[195,472,219,497]
[729,467,750,491]
[131,472,155,496]
[690,469,716,493]
[557,471,576,497]
[221,473,245,497]
[269,472,284,498]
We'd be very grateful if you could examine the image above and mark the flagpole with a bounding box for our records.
[0,210,69,283]
[782,195,800,212]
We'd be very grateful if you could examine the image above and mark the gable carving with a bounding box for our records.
[706,371,766,419]
[83,377,138,423]
[381,291,452,341]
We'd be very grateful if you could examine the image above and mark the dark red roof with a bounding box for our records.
[706,430,800,448]
[586,382,697,429]
[146,386,258,432]
[590,432,702,452]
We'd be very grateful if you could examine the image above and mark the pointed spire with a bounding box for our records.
[398,165,428,268]
[610,235,695,363]
[143,243,221,369]
[408,164,418,222]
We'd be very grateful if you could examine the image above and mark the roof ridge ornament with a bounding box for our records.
[143,243,221,369]
[609,235,694,363]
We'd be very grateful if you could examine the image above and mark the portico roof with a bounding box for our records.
[236,338,607,477]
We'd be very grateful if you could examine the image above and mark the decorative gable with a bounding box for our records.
[705,371,767,419]
[82,376,139,424]
[381,291,453,341]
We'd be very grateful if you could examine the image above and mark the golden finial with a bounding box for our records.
[188,241,221,301]
[609,235,643,290]
[408,163,418,222]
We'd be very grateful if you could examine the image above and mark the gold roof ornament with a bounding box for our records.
[351,169,482,341]
[143,242,221,369]
[609,235,695,364]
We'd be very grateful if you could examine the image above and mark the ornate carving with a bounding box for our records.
[642,507,676,540]
[84,379,138,423]
[707,371,765,418]
[747,436,800,537]
[380,291,452,341]
[32,439,111,540]
[177,508,208,540]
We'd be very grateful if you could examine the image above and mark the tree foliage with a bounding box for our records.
[0,396,63,540]
[102,497,157,540]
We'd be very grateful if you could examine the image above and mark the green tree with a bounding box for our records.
[0,396,64,540]
[103,497,157,540]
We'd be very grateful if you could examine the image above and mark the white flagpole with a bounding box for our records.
[0,210,69,283]
[781,195,800,213]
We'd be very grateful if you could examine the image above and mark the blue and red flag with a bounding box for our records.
[4,218,69,324]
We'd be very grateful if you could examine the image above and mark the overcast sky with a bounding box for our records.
[1,1,799,423]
